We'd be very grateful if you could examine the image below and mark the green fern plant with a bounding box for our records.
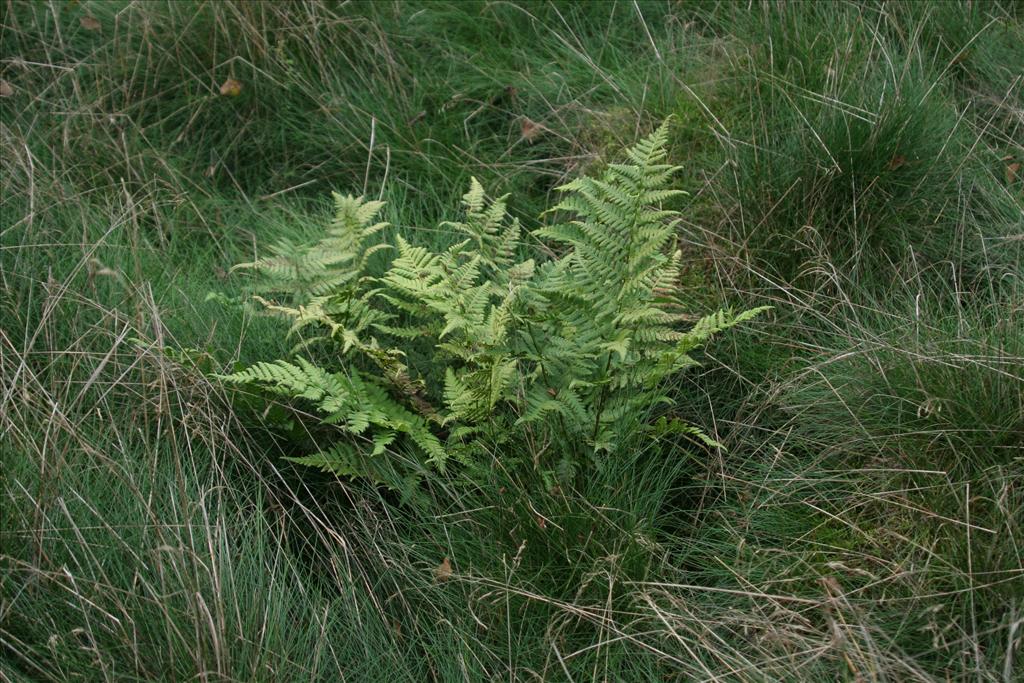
[218,121,768,490]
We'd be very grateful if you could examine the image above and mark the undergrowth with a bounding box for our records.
[2,1,1021,681]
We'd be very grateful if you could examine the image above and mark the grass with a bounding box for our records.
[2,1,1021,680]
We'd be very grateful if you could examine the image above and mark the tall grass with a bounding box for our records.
[2,1,1021,680]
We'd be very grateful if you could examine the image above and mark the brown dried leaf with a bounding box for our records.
[0,80,13,97]
[1006,162,1020,185]
[434,557,452,582]
[521,117,544,142]
[219,78,242,97]
[80,16,101,31]
[886,155,906,171]
[820,576,843,599]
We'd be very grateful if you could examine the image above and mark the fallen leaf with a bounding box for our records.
[886,155,906,171]
[219,78,242,97]
[80,15,101,31]
[821,576,843,594]
[521,117,544,142]
[434,557,452,582]
[1006,162,1020,185]
[0,80,12,97]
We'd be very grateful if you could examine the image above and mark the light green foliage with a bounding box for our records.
[220,122,766,486]
[232,193,390,299]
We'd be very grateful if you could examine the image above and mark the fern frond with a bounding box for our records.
[648,416,724,449]
[219,357,348,405]
[676,306,773,353]
[442,177,523,275]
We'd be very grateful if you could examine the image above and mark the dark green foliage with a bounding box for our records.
[3,1,1021,680]
[697,1,1022,287]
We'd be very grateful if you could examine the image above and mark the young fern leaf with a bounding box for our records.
[441,177,522,279]
[231,194,389,301]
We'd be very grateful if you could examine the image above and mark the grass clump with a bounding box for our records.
[693,1,1021,287]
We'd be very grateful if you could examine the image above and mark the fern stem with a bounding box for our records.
[524,319,575,464]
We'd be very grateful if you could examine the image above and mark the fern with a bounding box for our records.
[219,357,446,486]
[442,178,521,274]
[232,193,388,300]
[217,120,768,488]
